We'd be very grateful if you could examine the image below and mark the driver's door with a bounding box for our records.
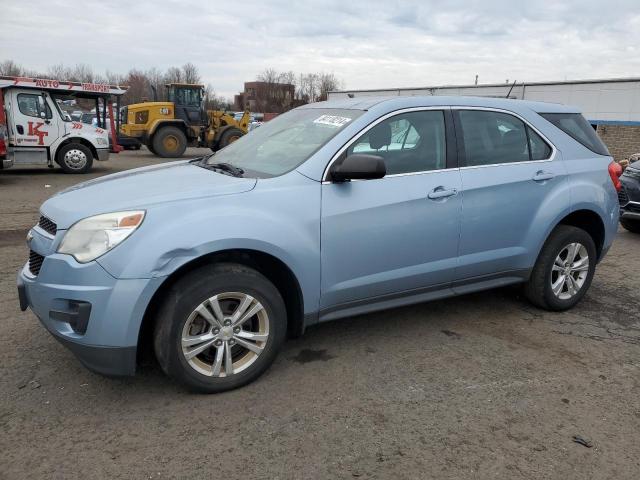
[320,108,462,314]
[9,90,59,164]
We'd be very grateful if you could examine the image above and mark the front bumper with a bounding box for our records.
[96,148,110,161]
[1,156,12,169]
[620,172,640,220]
[17,227,163,376]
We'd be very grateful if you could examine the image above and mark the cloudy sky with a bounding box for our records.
[2,0,640,98]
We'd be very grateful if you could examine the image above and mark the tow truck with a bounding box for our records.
[0,76,127,173]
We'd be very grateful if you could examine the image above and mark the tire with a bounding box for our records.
[56,143,94,174]
[146,142,156,155]
[153,263,287,393]
[217,127,244,150]
[524,225,597,311]
[152,126,187,158]
[620,218,640,233]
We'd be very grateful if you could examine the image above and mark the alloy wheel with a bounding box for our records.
[550,242,589,300]
[181,292,269,377]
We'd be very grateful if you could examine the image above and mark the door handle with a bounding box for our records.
[16,125,24,134]
[532,170,555,182]
[428,187,457,200]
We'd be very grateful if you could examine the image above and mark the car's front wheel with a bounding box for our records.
[153,263,287,393]
[524,225,596,311]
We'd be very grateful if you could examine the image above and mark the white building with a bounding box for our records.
[328,77,640,161]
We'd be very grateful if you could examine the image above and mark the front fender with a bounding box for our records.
[97,173,322,314]
[149,119,186,137]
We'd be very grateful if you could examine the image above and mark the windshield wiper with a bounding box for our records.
[207,162,245,177]
[190,156,244,177]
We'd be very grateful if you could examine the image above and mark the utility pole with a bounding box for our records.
[475,75,478,86]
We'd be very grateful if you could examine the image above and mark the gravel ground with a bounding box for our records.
[1,149,639,479]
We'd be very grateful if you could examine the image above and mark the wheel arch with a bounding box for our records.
[137,248,305,363]
[546,208,606,261]
[148,120,189,141]
[56,137,98,161]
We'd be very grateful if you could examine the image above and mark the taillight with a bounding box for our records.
[0,136,6,155]
[608,161,623,191]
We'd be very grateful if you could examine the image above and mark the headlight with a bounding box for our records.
[95,137,107,145]
[57,211,145,263]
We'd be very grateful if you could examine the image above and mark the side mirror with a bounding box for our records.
[331,153,386,182]
[39,111,46,119]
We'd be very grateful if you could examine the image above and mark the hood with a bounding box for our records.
[41,160,257,229]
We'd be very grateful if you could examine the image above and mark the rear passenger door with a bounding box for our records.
[453,108,569,283]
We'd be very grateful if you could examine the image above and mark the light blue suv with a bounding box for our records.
[17,96,620,392]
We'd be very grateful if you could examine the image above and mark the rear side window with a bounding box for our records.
[540,113,609,156]
[528,126,552,160]
[457,110,552,167]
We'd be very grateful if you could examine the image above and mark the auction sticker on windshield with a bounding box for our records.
[313,115,353,127]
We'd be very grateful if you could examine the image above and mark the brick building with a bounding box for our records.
[234,81,296,113]
[329,78,640,161]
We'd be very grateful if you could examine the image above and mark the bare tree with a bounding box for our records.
[182,63,201,84]
[123,69,149,104]
[204,84,232,110]
[46,63,68,80]
[145,67,166,100]
[68,64,95,83]
[318,72,341,101]
[0,60,23,76]
[165,66,183,84]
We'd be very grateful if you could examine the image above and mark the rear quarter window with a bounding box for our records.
[540,113,609,156]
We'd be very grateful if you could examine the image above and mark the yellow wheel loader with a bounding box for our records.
[120,83,250,157]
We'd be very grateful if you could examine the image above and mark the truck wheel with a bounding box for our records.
[218,127,244,150]
[152,126,187,158]
[153,263,287,393]
[524,225,596,311]
[146,142,156,155]
[56,143,94,174]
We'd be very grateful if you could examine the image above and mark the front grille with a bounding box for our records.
[628,202,640,214]
[38,215,57,236]
[618,188,629,206]
[28,250,44,276]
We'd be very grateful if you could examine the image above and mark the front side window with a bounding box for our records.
[204,108,363,177]
[17,93,52,119]
[347,110,446,175]
[457,110,552,166]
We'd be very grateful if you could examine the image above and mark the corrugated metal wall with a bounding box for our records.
[328,79,640,123]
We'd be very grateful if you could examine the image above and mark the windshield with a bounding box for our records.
[205,108,363,177]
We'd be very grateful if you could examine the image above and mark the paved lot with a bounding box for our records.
[1,149,639,479]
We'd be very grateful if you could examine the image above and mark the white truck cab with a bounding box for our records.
[0,76,127,173]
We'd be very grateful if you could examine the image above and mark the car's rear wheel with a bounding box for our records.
[524,225,596,311]
[153,263,286,393]
[620,218,640,233]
